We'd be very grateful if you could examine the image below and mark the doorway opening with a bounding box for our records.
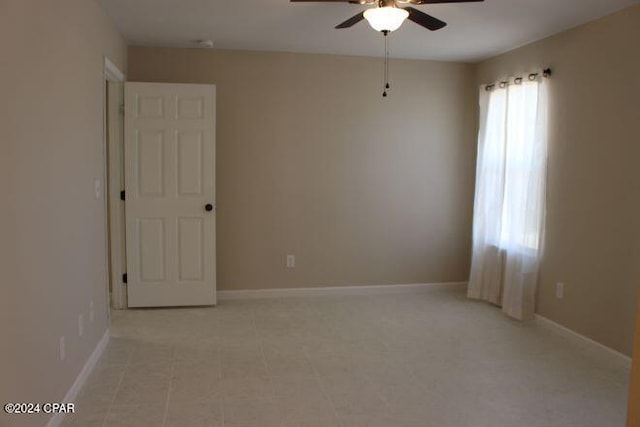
[104,57,126,310]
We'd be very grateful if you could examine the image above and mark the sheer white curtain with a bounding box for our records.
[468,79,548,321]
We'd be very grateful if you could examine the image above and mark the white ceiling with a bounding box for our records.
[98,0,639,62]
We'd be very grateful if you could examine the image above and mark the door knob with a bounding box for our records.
[205,203,214,212]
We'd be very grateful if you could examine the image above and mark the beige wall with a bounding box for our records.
[478,5,640,356]
[0,0,126,425]
[127,47,478,292]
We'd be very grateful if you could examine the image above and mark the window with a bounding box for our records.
[478,80,547,253]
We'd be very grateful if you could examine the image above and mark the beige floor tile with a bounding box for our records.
[173,342,219,363]
[283,417,343,427]
[172,359,221,376]
[221,375,274,402]
[85,361,127,386]
[221,359,270,378]
[130,342,175,364]
[307,353,360,376]
[103,404,165,427]
[275,393,337,421]
[164,401,223,427]
[320,374,389,417]
[74,386,115,415]
[59,411,107,427]
[100,338,136,364]
[265,354,316,376]
[59,395,109,427]
[122,360,173,382]
[223,398,282,427]
[270,374,326,400]
[112,365,171,406]
[169,365,223,403]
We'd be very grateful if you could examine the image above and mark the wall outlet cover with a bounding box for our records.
[78,314,84,337]
[59,336,66,361]
[556,282,565,299]
[286,255,295,269]
[94,179,102,199]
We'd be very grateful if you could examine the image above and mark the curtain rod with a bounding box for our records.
[485,68,552,91]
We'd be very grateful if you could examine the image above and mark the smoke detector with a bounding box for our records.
[196,39,214,49]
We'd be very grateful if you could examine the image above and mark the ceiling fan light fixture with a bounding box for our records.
[363,6,409,32]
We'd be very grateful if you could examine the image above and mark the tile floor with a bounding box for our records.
[62,286,630,427]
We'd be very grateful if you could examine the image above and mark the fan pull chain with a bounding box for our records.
[386,32,391,91]
[382,30,390,98]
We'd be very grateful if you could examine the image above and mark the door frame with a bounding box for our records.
[104,57,126,310]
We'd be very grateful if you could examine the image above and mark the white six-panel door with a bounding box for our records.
[124,83,216,307]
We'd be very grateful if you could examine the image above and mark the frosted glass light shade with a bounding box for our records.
[363,6,409,32]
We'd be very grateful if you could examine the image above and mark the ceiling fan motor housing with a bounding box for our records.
[292,0,484,32]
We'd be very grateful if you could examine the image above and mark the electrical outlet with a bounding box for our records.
[78,314,84,337]
[89,301,94,323]
[556,282,565,299]
[94,179,101,199]
[59,337,66,361]
[286,255,295,269]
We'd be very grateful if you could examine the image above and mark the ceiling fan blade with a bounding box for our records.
[406,0,483,4]
[335,12,365,29]
[404,7,447,30]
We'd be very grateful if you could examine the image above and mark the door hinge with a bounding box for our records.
[120,190,125,201]
[119,104,125,116]
[122,273,128,284]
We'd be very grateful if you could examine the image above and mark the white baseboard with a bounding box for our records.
[218,281,467,300]
[535,314,631,367]
[46,329,110,427]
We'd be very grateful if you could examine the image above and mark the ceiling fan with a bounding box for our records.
[291,0,484,33]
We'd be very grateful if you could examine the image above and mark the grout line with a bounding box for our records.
[252,309,266,371]
[304,347,343,423]
[253,307,276,403]
[215,345,224,427]
[160,347,177,427]
[100,344,132,427]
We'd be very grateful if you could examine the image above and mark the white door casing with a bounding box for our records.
[107,80,126,309]
[124,83,216,307]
